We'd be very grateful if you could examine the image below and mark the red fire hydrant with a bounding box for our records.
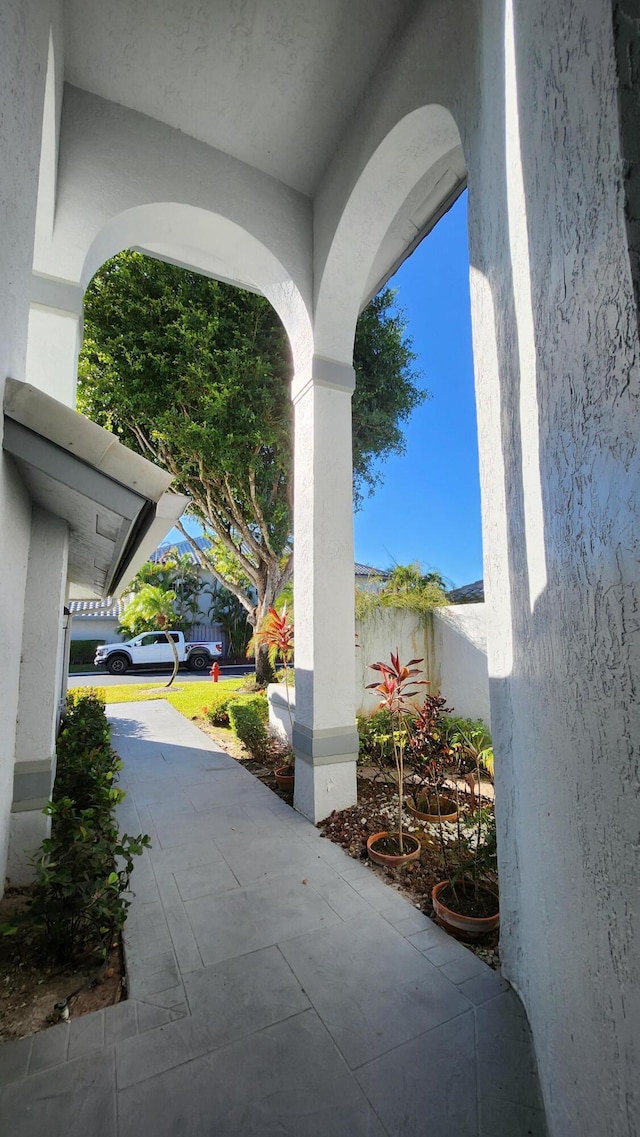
[210,661,221,683]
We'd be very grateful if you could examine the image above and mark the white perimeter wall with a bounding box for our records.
[70,618,120,643]
[355,604,489,725]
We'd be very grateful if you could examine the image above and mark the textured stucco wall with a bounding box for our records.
[0,2,52,886]
[467,2,640,1133]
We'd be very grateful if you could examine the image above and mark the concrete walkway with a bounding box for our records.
[0,702,547,1136]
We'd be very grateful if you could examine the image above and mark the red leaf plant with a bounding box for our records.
[366,650,427,852]
[253,606,295,750]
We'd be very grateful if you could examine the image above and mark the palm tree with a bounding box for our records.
[119,585,180,687]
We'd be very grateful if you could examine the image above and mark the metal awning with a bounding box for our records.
[3,378,189,597]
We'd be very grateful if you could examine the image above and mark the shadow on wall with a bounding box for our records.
[354,604,489,722]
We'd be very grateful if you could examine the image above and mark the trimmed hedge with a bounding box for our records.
[27,689,150,963]
[203,692,268,730]
[69,638,106,665]
[228,701,270,759]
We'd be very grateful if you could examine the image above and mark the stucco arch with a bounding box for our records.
[82,202,313,374]
[35,85,314,373]
[314,105,465,363]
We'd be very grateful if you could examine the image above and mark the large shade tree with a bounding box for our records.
[78,252,425,681]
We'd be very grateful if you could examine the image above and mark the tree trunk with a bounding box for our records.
[255,641,275,687]
[164,631,180,688]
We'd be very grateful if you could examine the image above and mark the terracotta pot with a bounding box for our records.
[432,880,500,940]
[405,796,458,824]
[274,765,294,788]
[366,831,421,867]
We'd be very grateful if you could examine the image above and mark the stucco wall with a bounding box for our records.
[431,606,490,724]
[355,605,489,724]
[466,2,640,1133]
[0,1,52,886]
[70,618,119,643]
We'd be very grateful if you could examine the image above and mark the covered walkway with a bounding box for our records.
[0,702,546,1136]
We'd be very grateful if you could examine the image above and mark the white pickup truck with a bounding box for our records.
[94,631,223,675]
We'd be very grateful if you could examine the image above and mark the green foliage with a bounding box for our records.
[203,692,268,731]
[206,582,251,658]
[126,552,203,633]
[357,709,398,767]
[78,253,425,639]
[69,639,105,665]
[25,690,150,964]
[228,701,270,759]
[119,585,181,685]
[238,694,269,724]
[203,698,234,726]
[352,290,426,505]
[119,584,178,636]
[440,715,492,776]
[355,563,448,621]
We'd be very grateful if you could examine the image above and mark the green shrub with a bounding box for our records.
[204,697,233,726]
[202,691,268,729]
[228,701,269,759]
[357,708,405,766]
[237,693,269,724]
[26,689,150,963]
[69,638,105,665]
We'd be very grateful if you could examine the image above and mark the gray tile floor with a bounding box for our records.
[0,701,548,1136]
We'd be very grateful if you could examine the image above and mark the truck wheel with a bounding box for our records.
[189,653,209,672]
[106,654,129,675]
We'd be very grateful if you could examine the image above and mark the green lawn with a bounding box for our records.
[68,677,245,719]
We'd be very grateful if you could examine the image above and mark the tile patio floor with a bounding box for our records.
[0,701,547,1136]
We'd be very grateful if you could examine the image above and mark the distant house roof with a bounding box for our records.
[447,579,485,604]
[151,535,211,563]
[152,540,389,580]
[354,562,390,579]
[68,597,129,620]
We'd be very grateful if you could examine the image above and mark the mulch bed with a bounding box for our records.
[0,888,125,1042]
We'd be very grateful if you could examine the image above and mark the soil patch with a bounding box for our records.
[436,881,499,920]
[0,889,125,1042]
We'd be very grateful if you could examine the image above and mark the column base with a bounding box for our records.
[6,809,51,885]
[293,756,357,824]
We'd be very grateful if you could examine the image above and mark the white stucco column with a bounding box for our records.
[291,355,358,822]
[25,274,83,408]
[7,508,69,883]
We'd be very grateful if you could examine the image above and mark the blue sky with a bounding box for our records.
[170,191,482,589]
[354,191,482,589]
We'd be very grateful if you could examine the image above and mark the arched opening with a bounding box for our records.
[315,104,498,931]
[77,205,311,684]
[81,202,312,377]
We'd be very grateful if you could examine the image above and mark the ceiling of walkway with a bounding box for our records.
[63,0,418,196]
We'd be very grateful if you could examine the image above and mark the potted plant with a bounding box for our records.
[432,728,499,939]
[365,650,426,867]
[253,606,295,784]
[406,692,458,822]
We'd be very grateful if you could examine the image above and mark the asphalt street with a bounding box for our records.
[68,665,253,689]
